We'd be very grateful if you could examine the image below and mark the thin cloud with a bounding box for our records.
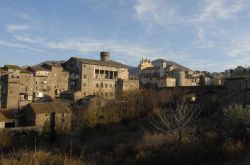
[6,24,32,34]
[14,34,190,64]
[134,0,182,26]
[3,8,32,20]
[134,0,248,26]
[0,40,43,52]
[228,38,250,57]
[45,38,158,59]
[197,0,246,22]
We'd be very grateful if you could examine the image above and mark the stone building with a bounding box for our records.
[139,59,195,88]
[27,64,69,101]
[138,58,154,71]
[1,65,22,109]
[76,95,107,112]
[26,102,72,132]
[63,51,138,100]
[0,63,70,109]
[0,51,139,109]
[0,109,18,129]
[115,78,140,95]
[19,70,35,108]
[41,63,69,98]
[225,77,250,106]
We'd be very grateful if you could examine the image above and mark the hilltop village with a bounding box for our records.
[0,51,249,131]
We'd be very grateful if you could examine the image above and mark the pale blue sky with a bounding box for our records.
[0,0,250,72]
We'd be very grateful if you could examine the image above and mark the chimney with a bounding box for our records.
[100,51,110,62]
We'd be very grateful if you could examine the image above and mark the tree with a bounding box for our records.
[149,100,200,145]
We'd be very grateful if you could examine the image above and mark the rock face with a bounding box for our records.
[128,59,192,77]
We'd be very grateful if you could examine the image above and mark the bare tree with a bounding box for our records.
[149,100,200,145]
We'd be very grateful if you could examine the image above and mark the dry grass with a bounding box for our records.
[0,131,12,149]
[0,150,85,165]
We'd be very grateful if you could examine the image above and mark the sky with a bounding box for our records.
[0,0,250,72]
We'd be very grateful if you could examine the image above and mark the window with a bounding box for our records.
[95,69,99,78]
[114,71,118,79]
[110,71,114,79]
[96,83,99,88]
[105,71,109,79]
[100,70,105,78]
[105,84,108,88]
[84,74,87,79]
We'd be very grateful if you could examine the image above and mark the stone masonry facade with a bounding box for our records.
[0,52,139,109]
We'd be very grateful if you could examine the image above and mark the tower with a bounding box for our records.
[100,51,110,62]
[160,60,166,77]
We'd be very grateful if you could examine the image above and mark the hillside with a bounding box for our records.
[35,60,66,67]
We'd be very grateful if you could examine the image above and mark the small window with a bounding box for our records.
[84,74,87,79]
[96,83,99,88]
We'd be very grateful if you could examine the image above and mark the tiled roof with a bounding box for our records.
[0,110,16,122]
[74,57,128,68]
[28,67,50,72]
[30,102,71,114]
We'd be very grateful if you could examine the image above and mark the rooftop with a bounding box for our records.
[30,102,71,114]
[0,110,16,122]
[73,57,128,68]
